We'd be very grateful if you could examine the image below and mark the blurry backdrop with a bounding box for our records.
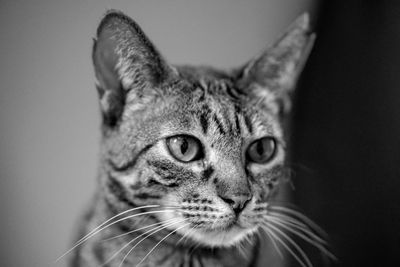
[0,1,315,267]
[292,1,400,266]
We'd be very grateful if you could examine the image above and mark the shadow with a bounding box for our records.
[291,1,400,266]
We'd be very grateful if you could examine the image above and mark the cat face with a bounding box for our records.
[93,11,314,247]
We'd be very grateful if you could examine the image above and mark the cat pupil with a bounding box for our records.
[180,138,188,154]
[256,141,264,155]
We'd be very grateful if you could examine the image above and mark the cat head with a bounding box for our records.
[93,10,314,247]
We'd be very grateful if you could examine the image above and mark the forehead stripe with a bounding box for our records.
[199,112,209,134]
[212,113,226,135]
[244,115,253,134]
[234,114,242,135]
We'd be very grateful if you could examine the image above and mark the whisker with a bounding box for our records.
[176,223,199,246]
[261,225,307,267]
[265,222,313,267]
[135,223,191,267]
[55,204,161,262]
[266,216,336,260]
[117,219,186,267]
[269,211,308,226]
[103,219,185,267]
[103,218,178,241]
[236,240,247,259]
[237,234,255,260]
[268,211,330,245]
[258,226,283,258]
[83,209,182,245]
[267,213,327,245]
[269,206,327,238]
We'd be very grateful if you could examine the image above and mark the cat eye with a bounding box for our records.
[166,135,203,162]
[247,137,276,163]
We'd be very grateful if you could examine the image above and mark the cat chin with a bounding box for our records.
[185,224,258,248]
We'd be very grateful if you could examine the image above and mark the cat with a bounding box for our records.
[65,10,332,267]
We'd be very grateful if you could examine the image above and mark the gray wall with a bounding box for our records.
[0,1,314,266]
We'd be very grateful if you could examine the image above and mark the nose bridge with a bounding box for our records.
[214,159,252,213]
[216,158,251,197]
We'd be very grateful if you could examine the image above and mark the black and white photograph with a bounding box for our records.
[0,1,399,267]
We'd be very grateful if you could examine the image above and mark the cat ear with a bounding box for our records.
[237,14,315,114]
[92,10,175,126]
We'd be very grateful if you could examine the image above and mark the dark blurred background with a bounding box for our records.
[1,0,399,267]
[293,0,400,266]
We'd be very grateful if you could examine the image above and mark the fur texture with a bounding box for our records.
[69,10,319,267]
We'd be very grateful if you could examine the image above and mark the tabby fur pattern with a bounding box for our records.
[68,10,325,267]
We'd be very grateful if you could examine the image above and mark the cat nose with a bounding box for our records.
[220,194,252,214]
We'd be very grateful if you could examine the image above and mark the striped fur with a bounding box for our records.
[70,10,315,267]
